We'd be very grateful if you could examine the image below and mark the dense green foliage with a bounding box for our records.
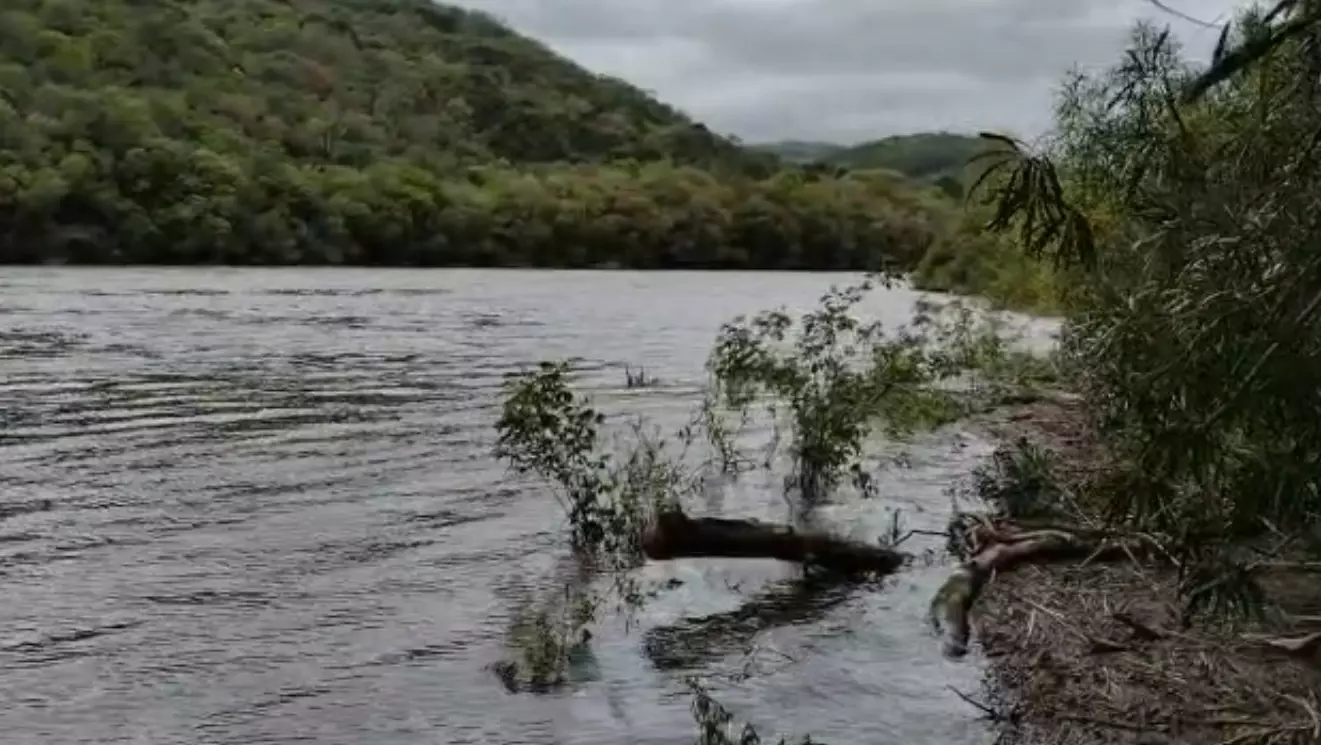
[0,0,960,268]
[707,275,1003,501]
[756,133,989,193]
[0,0,775,171]
[827,133,987,185]
[748,133,1062,311]
[908,200,1063,314]
[754,132,986,179]
[860,132,1064,312]
[983,5,1321,612]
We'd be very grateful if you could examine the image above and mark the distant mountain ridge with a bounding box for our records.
[754,132,989,186]
[750,140,845,164]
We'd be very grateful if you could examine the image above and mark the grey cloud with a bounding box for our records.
[674,68,1055,143]
[454,0,1248,143]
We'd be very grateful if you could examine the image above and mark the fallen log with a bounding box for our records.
[641,509,907,576]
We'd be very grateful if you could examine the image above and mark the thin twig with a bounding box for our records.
[947,685,1010,722]
[1283,693,1321,739]
[1059,711,1153,732]
[1219,722,1315,745]
[1146,0,1221,29]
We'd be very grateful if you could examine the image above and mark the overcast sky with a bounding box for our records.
[452,0,1252,145]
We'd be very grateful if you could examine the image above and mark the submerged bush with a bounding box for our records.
[489,278,1053,693]
[707,276,1051,502]
[493,361,700,687]
[689,679,822,745]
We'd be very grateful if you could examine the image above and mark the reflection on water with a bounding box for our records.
[642,574,866,671]
[0,268,1033,745]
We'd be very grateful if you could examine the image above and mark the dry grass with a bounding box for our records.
[980,566,1321,745]
[970,400,1321,745]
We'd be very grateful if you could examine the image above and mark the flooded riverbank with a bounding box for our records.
[0,268,1049,744]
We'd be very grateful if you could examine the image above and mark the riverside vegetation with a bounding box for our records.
[491,3,1321,744]
[491,275,1063,740]
[952,6,1321,742]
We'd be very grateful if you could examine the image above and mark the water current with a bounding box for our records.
[0,268,1052,745]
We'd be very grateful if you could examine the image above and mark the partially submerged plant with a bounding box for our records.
[495,360,668,559]
[911,300,1061,399]
[706,276,1049,503]
[624,364,660,389]
[688,678,822,745]
[489,288,1056,700]
[689,393,757,477]
[500,575,597,692]
[493,361,685,688]
[709,275,928,502]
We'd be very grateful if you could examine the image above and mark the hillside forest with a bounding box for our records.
[0,0,1050,306]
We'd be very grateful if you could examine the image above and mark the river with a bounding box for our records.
[0,268,1034,745]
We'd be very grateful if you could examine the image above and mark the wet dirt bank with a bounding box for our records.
[964,397,1321,745]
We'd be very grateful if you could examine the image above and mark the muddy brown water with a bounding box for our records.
[0,268,1055,745]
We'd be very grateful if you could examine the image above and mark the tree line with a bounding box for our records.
[0,146,944,268]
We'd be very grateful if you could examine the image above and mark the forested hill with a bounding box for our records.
[755,133,989,187]
[0,0,774,173]
[826,133,987,180]
[751,141,844,164]
[0,0,951,268]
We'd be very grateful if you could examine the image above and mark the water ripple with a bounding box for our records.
[0,268,1038,745]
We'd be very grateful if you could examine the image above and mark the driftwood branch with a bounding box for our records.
[640,508,1175,660]
[1241,630,1321,658]
[929,515,1161,657]
[641,509,907,576]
